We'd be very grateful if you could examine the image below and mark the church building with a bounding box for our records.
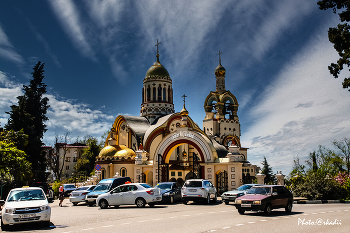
[96,42,258,193]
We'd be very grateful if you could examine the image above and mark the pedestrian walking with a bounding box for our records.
[59,185,64,207]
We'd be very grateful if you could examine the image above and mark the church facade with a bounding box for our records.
[96,44,258,193]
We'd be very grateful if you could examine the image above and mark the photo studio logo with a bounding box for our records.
[298,218,342,226]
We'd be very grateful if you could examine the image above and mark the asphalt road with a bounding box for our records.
[2,198,350,233]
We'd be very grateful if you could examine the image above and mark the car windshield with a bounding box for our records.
[93,183,111,192]
[7,189,46,202]
[184,181,202,187]
[140,184,152,189]
[155,183,172,190]
[237,185,253,191]
[247,187,271,195]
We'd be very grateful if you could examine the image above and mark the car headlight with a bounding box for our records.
[235,199,242,204]
[5,208,14,214]
[40,205,49,211]
[163,192,170,196]
[253,200,261,205]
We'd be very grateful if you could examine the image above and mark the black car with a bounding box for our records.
[155,182,182,204]
[233,185,293,215]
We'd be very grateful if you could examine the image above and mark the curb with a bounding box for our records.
[294,200,350,204]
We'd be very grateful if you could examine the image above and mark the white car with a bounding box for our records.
[181,179,217,204]
[0,187,51,231]
[96,183,162,208]
[69,185,96,206]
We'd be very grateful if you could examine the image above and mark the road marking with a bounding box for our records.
[196,213,204,215]
[138,220,149,222]
[344,210,349,211]
[82,228,94,231]
[236,224,244,226]
[208,212,216,214]
[220,211,227,212]
[311,213,318,215]
[303,214,309,215]
[209,230,217,232]
[102,225,114,227]
[183,215,191,216]
[222,226,231,229]
[248,222,256,224]
[260,220,268,222]
[123,222,131,225]
[328,211,334,212]
[153,218,163,221]
[169,216,177,218]
[320,212,326,214]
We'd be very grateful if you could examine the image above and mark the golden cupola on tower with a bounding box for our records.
[141,39,175,124]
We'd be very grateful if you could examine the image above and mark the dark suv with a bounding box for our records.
[233,185,293,215]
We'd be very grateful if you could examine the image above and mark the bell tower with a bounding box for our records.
[203,51,241,147]
[140,40,175,124]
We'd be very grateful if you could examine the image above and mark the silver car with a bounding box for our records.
[69,185,96,206]
[181,179,217,204]
[96,183,162,208]
[221,184,260,204]
[1,187,51,231]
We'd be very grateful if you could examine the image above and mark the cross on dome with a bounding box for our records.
[155,39,161,55]
[217,50,222,65]
[182,94,187,106]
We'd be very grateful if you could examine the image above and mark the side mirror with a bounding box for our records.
[272,192,278,196]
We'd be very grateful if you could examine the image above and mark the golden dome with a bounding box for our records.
[98,145,135,159]
[215,64,226,76]
[145,56,170,78]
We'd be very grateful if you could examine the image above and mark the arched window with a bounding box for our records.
[153,87,156,101]
[120,167,127,177]
[158,85,162,101]
[146,86,150,102]
[163,87,166,101]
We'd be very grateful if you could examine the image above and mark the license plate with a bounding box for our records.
[189,189,197,192]
[19,214,36,218]
[241,204,251,207]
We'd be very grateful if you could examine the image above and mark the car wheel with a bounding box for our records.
[73,202,78,206]
[149,203,155,208]
[206,194,210,204]
[238,209,245,215]
[1,219,10,231]
[224,201,229,205]
[213,193,217,203]
[170,196,174,204]
[183,200,188,205]
[264,203,272,215]
[99,199,109,209]
[135,198,146,208]
[285,201,292,213]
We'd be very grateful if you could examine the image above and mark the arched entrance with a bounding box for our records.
[154,129,215,183]
[216,170,228,194]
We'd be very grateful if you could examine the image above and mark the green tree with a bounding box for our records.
[74,136,102,178]
[261,156,276,184]
[333,138,350,173]
[5,61,50,181]
[0,129,31,187]
[318,0,350,90]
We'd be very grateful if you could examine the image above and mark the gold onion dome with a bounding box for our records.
[180,105,189,116]
[98,145,136,159]
[215,63,226,76]
[145,56,170,78]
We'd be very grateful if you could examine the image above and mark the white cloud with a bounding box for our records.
[45,94,114,141]
[48,0,96,60]
[0,25,24,64]
[241,25,350,175]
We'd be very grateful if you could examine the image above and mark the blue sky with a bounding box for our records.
[1,0,349,176]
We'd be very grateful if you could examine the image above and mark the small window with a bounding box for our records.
[178,171,182,176]
[66,165,69,170]
[73,157,77,162]
[65,157,71,162]
[171,171,175,176]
